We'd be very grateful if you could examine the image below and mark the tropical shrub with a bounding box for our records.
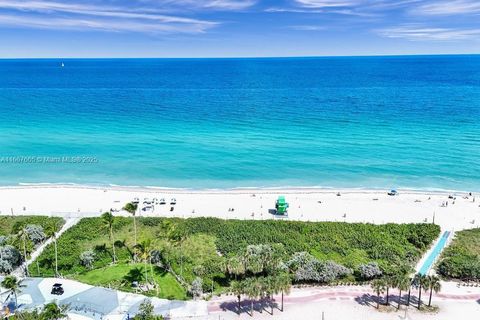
[0,245,22,274]
[190,277,203,298]
[25,224,46,244]
[287,252,351,283]
[358,262,383,280]
[79,250,96,270]
[437,228,480,280]
[134,299,164,320]
[0,216,64,254]
[0,216,64,237]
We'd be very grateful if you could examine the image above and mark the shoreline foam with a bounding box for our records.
[8,182,474,195]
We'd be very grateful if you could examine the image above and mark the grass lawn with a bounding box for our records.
[73,263,187,300]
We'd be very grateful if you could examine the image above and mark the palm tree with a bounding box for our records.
[371,278,386,309]
[395,274,411,309]
[226,256,246,280]
[17,226,30,276]
[276,273,291,312]
[123,203,138,261]
[245,277,261,317]
[245,255,263,275]
[101,212,117,264]
[41,301,68,320]
[426,275,441,307]
[132,211,137,262]
[405,276,414,306]
[265,275,282,315]
[230,280,245,314]
[1,276,25,311]
[44,224,59,277]
[259,246,274,275]
[135,239,153,285]
[384,275,396,305]
[413,274,428,309]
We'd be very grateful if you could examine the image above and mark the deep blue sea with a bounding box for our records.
[0,56,479,190]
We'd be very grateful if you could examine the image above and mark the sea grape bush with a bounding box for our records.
[287,252,352,283]
[80,250,96,270]
[190,277,203,298]
[359,262,383,280]
[0,245,22,274]
[25,224,46,244]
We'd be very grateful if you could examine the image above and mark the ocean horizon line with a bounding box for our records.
[1,53,480,61]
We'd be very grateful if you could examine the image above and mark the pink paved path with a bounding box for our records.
[208,287,480,313]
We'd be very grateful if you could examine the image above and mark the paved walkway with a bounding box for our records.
[0,277,207,319]
[208,284,480,314]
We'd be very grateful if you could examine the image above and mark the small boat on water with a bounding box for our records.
[61,62,64,67]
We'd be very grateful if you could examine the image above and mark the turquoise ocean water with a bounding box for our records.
[0,56,479,190]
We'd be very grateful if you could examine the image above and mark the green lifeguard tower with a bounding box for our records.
[275,196,289,215]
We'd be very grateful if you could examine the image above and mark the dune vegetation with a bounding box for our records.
[0,216,64,275]
[437,228,480,280]
[31,216,440,302]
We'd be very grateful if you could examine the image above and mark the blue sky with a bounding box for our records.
[0,0,479,57]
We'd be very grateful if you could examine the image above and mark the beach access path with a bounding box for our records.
[11,217,80,277]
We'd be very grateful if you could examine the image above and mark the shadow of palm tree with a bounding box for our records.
[153,266,168,276]
[116,239,134,259]
[219,298,269,316]
[123,267,144,286]
[354,293,378,307]
[219,300,243,314]
[95,243,115,261]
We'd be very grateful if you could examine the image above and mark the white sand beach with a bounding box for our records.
[0,186,478,231]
